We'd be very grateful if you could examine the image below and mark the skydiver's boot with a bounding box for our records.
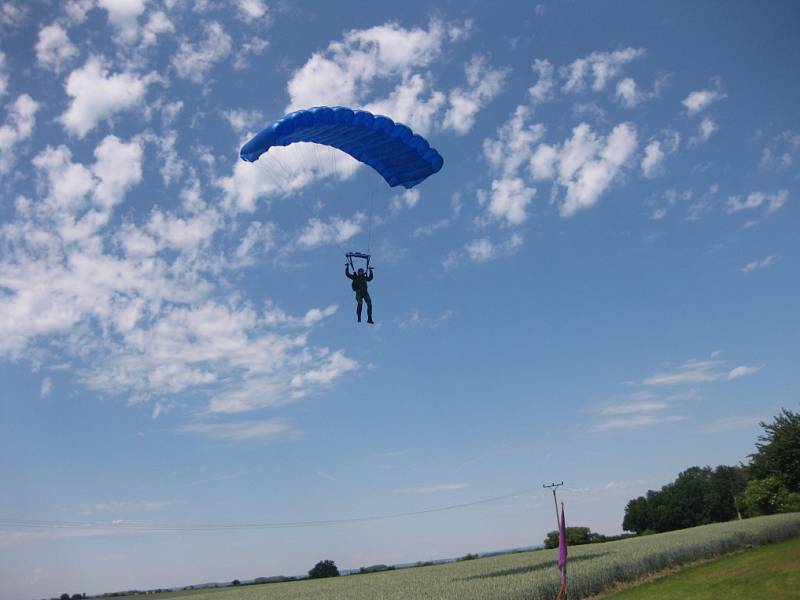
[367,303,374,324]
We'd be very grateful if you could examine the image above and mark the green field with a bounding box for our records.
[606,536,800,599]
[155,514,800,600]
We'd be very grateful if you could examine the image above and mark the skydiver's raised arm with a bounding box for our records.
[345,265,354,279]
[366,268,373,282]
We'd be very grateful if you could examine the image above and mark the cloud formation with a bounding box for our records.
[0,94,39,174]
[60,57,151,138]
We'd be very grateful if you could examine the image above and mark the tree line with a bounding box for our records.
[622,408,800,534]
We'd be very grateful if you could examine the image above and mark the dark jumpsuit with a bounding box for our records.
[345,267,373,323]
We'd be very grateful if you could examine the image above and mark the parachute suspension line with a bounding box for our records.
[267,152,294,191]
[325,143,352,256]
[364,146,382,255]
[367,182,376,254]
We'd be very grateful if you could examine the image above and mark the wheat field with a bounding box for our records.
[155,513,800,600]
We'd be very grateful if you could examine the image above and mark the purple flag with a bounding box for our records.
[558,501,568,580]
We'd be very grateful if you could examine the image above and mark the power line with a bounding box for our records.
[0,486,542,534]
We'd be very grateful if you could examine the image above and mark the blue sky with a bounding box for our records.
[0,0,798,597]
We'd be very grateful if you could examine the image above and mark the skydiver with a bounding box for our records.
[345,264,374,324]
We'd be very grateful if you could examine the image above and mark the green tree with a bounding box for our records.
[705,465,748,522]
[543,526,595,548]
[740,476,791,516]
[622,465,749,534]
[749,409,800,492]
[308,560,339,579]
[622,496,650,534]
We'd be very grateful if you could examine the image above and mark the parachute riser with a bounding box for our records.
[346,252,372,272]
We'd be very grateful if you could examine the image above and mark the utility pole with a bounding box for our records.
[543,481,564,530]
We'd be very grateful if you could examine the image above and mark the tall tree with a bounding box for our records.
[308,560,339,579]
[705,465,748,522]
[749,408,800,492]
[622,496,650,534]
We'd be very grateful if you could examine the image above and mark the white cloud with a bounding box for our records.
[286,20,449,112]
[528,58,555,104]
[145,208,219,254]
[64,0,93,24]
[92,135,144,209]
[139,10,174,48]
[233,221,276,265]
[0,51,7,97]
[483,106,545,179]
[35,23,78,73]
[615,77,641,107]
[172,21,232,84]
[484,177,535,226]
[150,130,184,185]
[601,400,668,415]
[727,365,760,379]
[465,238,494,263]
[95,0,147,43]
[641,140,664,178]
[682,88,723,114]
[561,47,645,93]
[464,234,522,264]
[444,19,472,42]
[532,122,638,217]
[443,55,508,135]
[741,255,776,274]
[59,56,150,138]
[289,349,358,389]
[40,376,52,397]
[592,414,687,432]
[178,419,294,441]
[0,3,27,29]
[31,144,94,214]
[760,130,800,171]
[223,108,264,134]
[0,93,39,174]
[641,359,761,386]
[264,302,338,328]
[68,299,357,414]
[413,218,450,237]
[643,359,725,386]
[480,108,637,224]
[395,309,453,330]
[726,190,788,215]
[365,73,445,135]
[237,0,268,22]
[391,188,420,211]
[690,116,717,144]
[27,134,142,240]
[295,214,363,249]
[233,38,269,70]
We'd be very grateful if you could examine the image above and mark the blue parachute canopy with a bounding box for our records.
[240,106,444,189]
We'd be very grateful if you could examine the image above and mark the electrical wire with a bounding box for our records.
[0,486,541,533]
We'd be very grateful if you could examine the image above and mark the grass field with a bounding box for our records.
[605,535,800,599]
[153,513,800,600]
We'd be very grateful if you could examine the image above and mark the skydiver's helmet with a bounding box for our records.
[357,268,365,276]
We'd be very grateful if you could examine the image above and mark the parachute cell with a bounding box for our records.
[240,107,444,189]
